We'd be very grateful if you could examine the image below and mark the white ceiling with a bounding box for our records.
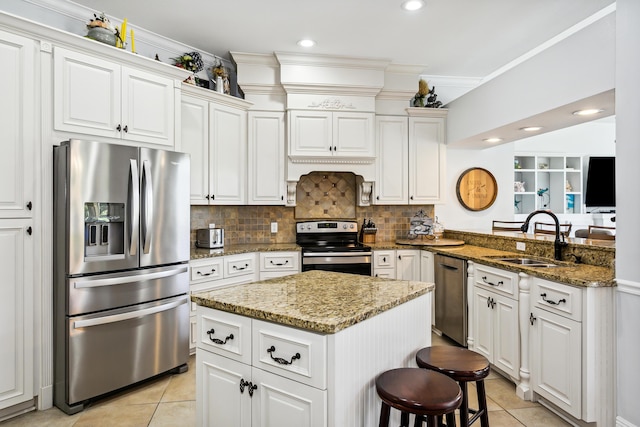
[72,0,614,81]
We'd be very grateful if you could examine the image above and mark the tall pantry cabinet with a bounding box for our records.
[0,28,36,410]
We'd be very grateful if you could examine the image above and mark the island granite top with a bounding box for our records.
[190,270,434,334]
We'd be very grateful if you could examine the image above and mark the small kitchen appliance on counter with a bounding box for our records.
[196,228,224,249]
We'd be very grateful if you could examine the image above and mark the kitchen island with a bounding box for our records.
[191,270,433,427]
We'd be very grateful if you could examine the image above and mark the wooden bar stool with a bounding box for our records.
[416,347,490,427]
[376,367,462,427]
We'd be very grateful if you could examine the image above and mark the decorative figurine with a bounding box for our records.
[411,79,443,108]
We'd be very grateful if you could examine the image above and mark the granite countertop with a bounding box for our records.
[370,241,614,288]
[191,243,300,260]
[190,270,433,334]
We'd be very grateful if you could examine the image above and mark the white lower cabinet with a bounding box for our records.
[396,249,420,280]
[471,264,520,381]
[196,307,327,427]
[259,252,300,280]
[529,278,583,419]
[373,250,396,278]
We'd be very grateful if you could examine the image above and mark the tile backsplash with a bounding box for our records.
[191,204,434,246]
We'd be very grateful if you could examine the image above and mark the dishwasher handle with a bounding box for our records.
[438,263,459,271]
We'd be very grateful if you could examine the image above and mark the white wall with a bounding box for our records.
[435,143,513,231]
[615,0,640,425]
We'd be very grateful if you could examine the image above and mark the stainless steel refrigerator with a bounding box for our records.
[53,139,190,414]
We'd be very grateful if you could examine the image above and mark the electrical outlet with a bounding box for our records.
[271,222,278,233]
[516,242,526,251]
[209,223,215,229]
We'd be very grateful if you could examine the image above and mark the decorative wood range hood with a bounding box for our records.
[231,51,427,206]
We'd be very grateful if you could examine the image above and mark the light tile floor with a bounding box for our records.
[2,335,571,426]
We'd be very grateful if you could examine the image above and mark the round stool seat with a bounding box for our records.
[416,346,490,382]
[376,368,462,416]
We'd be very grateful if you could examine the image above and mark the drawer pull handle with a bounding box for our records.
[540,293,566,306]
[233,263,249,271]
[197,269,216,277]
[482,276,503,287]
[270,260,289,266]
[530,313,537,325]
[206,328,234,345]
[239,379,257,397]
[267,345,301,365]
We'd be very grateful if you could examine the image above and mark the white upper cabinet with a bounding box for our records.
[181,86,252,205]
[375,109,447,204]
[248,111,285,205]
[289,110,374,158]
[54,46,175,147]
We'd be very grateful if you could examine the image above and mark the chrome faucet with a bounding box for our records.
[521,210,568,261]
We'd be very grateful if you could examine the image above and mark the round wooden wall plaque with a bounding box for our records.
[456,167,498,211]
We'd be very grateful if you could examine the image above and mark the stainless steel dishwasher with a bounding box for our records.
[434,254,467,346]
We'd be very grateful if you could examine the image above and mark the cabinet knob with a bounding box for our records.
[116,124,122,132]
[27,226,32,235]
[410,195,414,200]
[205,195,210,200]
[529,312,537,325]
[382,256,386,262]
[26,201,32,210]
[123,125,128,133]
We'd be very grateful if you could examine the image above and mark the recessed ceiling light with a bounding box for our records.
[297,39,316,48]
[520,126,543,132]
[572,108,603,116]
[401,0,425,11]
[483,137,503,143]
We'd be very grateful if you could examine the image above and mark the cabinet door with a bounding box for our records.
[0,30,35,218]
[421,251,435,325]
[210,103,247,204]
[375,116,408,204]
[181,95,210,204]
[53,46,121,138]
[396,250,420,280]
[332,112,374,157]
[531,307,582,418]
[0,219,34,409]
[248,111,285,205]
[121,67,175,146]
[289,110,332,156]
[252,367,327,427]
[197,350,252,427]
[471,287,493,362]
[492,293,520,379]
[408,117,446,204]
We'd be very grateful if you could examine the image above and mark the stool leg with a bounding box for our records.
[459,382,469,426]
[445,412,457,427]
[425,415,438,427]
[401,411,409,427]
[379,402,391,427]
[476,380,489,427]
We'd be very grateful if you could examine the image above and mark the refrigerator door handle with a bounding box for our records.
[129,159,140,256]
[142,160,153,254]
[71,266,188,289]
[72,295,188,329]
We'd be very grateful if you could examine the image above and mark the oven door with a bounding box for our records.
[301,252,372,276]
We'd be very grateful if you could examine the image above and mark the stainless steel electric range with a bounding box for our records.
[296,220,372,276]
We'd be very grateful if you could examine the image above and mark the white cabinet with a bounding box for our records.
[188,253,258,353]
[471,264,520,380]
[54,46,176,146]
[375,109,447,204]
[196,307,327,427]
[0,29,35,410]
[259,252,300,280]
[288,110,374,158]
[248,112,285,205]
[420,251,435,325]
[529,279,582,418]
[373,250,396,278]
[396,249,421,280]
[181,86,252,205]
[513,154,583,215]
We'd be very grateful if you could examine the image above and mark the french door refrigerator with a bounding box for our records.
[53,139,190,414]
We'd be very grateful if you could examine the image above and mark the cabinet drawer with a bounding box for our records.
[374,251,396,269]
[252,319,327,389]
[531,279,582,321]
[190,258,224,282]
[225,253,257,278]
[474,264,518,298]
[260,252,300,272]
[197,306,252,364]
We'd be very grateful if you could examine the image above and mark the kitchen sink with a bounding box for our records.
[491,257,558,268]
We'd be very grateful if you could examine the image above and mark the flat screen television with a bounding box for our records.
[585,156,615,210]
